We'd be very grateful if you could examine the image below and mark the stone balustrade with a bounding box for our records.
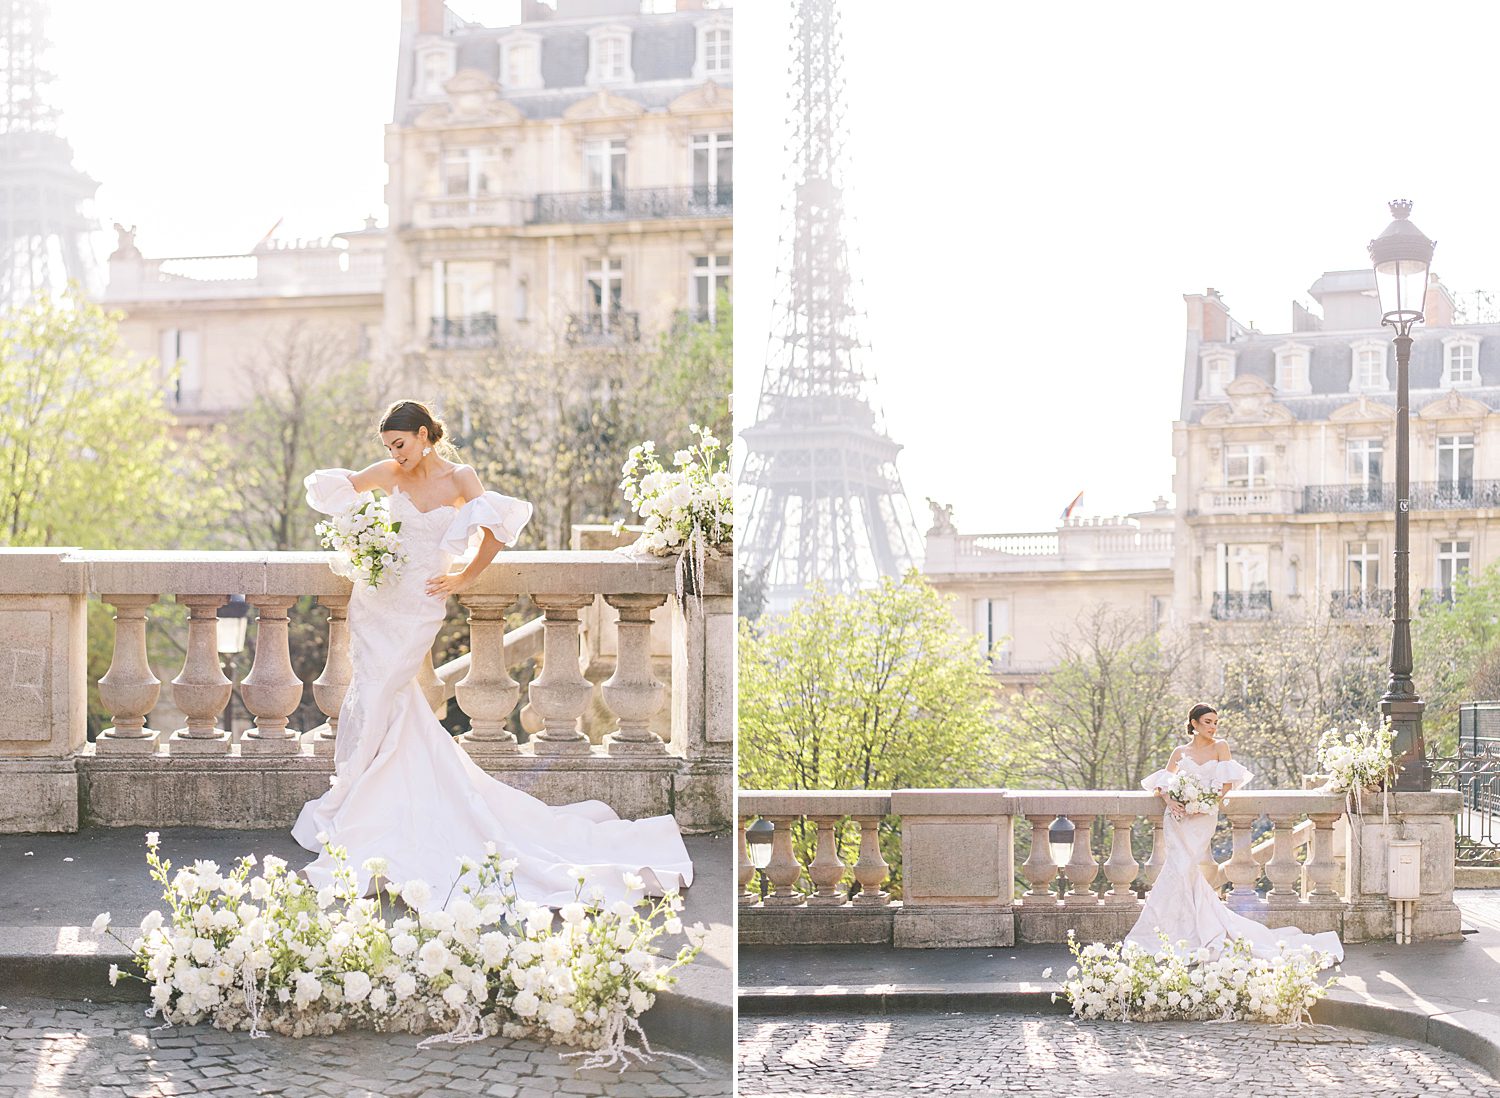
[739,787,1463,948]
[0,548,731,833]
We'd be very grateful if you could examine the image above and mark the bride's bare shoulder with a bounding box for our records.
[1214,738,1233,760]
[453,463,483,501]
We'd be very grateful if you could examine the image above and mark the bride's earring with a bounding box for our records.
[422,446,432,456]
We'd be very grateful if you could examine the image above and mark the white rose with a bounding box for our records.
[442,983,467,1010]
[418,939,451,977]
[512,989,540,1017]
[369,987,390,1012]
[342,971,372,1003]
[391,933,418,957]
[190,938,216,964]
[401,880,432,911]
[559,903,586,926]
[393,973,417,1000]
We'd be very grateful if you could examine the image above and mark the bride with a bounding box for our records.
[1124,703,1343,962]
[291,399,695,909]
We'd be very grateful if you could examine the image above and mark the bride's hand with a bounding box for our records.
[1166,798,1186,822]
[426,570,473,598]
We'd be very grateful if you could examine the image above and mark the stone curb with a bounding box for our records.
[737,982,1500,1081]
[0,931,732,1064]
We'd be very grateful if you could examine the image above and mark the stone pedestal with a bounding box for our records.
[891,789,1015,948]
[1340,789,1464,942]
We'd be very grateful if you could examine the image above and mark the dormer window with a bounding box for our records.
[587,26,633,86]
[1200,351,1234,399]
[1274,342,1310,394]
[1443,335,1480,388]
[694,16,732,80]
[500,33,542,90]
[416,44,456,99]
[1350,338,1388,392]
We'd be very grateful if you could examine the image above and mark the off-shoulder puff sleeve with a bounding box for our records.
[1141,768,1174,793]
[305,468,360,515]
[439,490,534,555]
[1202,758,1253,789]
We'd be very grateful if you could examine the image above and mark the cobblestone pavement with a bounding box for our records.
[737,1010,1500,1097]
[0,999,730,1098]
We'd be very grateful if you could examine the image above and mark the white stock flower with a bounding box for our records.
[108,963,120,986]
[391,933,418,958]
[559,903,586,926]
[145,831,160,848]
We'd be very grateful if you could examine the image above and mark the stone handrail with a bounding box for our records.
[0,548,731,834]
[737,787,1462,947]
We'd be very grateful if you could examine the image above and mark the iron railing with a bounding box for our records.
[565,311,640,345]
[1210,590,1272,621]
[1329,589,1394,617]
[428,314,498,350]
[1430,744,1500,866]
[530,185,733,225]
[1301,480,1500,513]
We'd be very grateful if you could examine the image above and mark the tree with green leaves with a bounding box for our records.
[1413,564,1500,754]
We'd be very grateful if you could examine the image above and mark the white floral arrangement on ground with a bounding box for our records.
[614,424,732,603]
[1163,769,1221,815]
[89,832,707,1071]
[315,495,406,591]
[1051,930,1336,1024]
[1317,719,1396,794]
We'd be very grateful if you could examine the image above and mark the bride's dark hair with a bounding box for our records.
[1186,702,1217,734]
[379,399,459,460]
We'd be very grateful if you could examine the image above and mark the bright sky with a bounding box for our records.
[733,0,1500,535]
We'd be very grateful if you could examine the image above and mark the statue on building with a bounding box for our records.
[925,498,956,537]
[109,223,141,260]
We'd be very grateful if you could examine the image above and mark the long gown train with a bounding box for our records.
[291,468,694,909]
[1123,757,1343,962]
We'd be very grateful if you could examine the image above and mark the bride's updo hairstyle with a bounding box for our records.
[379,399,460,461]
[1186,702,1217,735]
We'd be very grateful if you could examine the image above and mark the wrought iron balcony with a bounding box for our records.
[1301,480,1500,513]
[1210,590,1272,621]
[428,313,498,350]
[1329,589,1394,617]
[530,185,733,225]
[565,311,640,345]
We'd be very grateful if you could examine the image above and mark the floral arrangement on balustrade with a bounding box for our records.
[615,424,732,604]
[1052,930,1336,1024]
[90,833,706,1070]
[314,495,407,591]
[1317,719,1396,813]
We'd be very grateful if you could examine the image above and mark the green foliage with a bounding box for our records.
[0,292,225,549]
[738,571,1016,895]
[1413,564,1500,753]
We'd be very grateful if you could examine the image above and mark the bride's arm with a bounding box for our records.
[348,459,396,493]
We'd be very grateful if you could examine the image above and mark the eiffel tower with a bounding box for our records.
[0,0,99,307]
[739,0,920,614]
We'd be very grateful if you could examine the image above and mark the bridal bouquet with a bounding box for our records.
[1163,769,1220,815]
[1054,931,1336,1024]
[91,833,706,1070]
[615,424,733,602]
[1317,719,1395,794]
[315,495,406,590]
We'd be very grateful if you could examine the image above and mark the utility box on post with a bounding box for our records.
[1388,839,1421,900]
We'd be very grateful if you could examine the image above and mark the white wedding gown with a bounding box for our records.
[291,468,695,908]
[1123,756,1343,962]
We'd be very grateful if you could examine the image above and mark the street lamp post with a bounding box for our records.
[1368,199,1437,791]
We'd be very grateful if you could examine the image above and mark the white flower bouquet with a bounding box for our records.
[616,424,732,602]
[315,495,406,590]
[1054,930,1336,1024]
[1317,719,1395,794]
[91,833,705,1069]
[1163,769,1220,815]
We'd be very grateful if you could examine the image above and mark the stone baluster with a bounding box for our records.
[806,815,846,905]
[1223,807,1261,913]
[239,596,305,754]
[528,594,595,755]
[601,593,669,755]
[456,595,521,757]
[167,595,232,754]
[1142,818,1167,888]
[417,649,445,714]
[1305,812,1343,904]
[762,815,803,906]
[95,595,161,754]
[851,815,890,906]
[1103,815,1139,903]
[738,816,757,907]
[1062,814,1099,905]
[1021,815,1059,901]
[1264,815,1302,907]
[304,594,351,757]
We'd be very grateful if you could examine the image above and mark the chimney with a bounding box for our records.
[418,0,445,34]
[1425,273,1456,327]
[1185,288,1234,343]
